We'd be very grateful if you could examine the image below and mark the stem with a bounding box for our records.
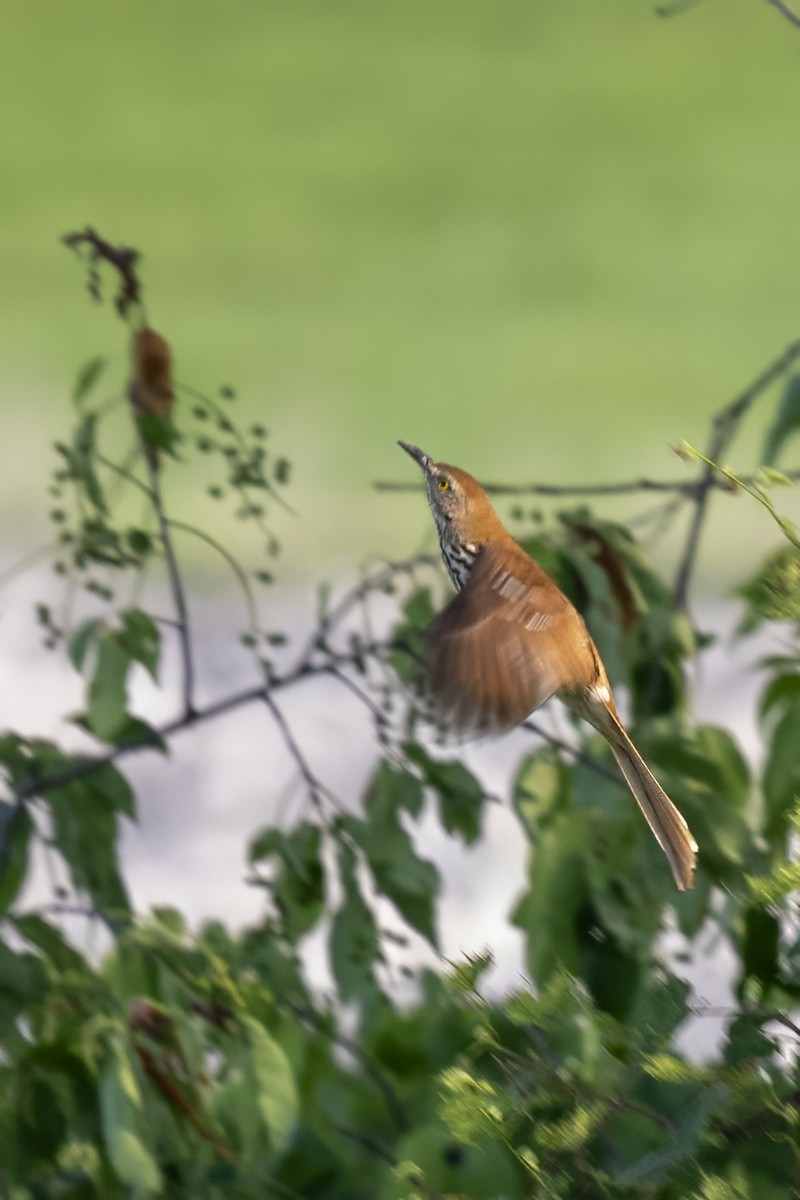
[148,463,196,717]
[260,691,332,814]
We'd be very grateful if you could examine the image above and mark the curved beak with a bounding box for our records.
[397,440,431,471]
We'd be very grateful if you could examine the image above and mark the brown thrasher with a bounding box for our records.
[399,441,697,891]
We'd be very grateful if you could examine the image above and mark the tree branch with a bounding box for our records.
[765,0,800,27]
[11,640,398,804]
[375,468,800,500]
[673,338,800,607]
[283,997,409,1134]
[62,226,146,323]
[260,690,334,814]
[375,475,707,498]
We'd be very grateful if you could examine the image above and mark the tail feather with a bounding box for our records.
[605,718,697,891]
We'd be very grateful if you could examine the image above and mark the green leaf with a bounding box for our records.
[759,671,800,718]
[404,745,484,844]
[100,1039,162,1194]
[91,714,166,753]
[355,816,439,948]
[0,941,49,1008]
[390,586,435,682]
[119,609,160,680]
[512,811,588,985]
[347,767,440,947]
[68,617,104,672]
[760,466,793,486]
[748,859,800,905]
[72,412,107,514]
[647,724,753,871]
[762,372,800,465]
[87,632,131,741]
[46,779,130,920]
[90,762,136,819]
[72,356,107,407]
[513,748,573,835]
[127,527,153,557]
[763,690,800,843]
[738,545,800,632]
[0,801,33,913]
[724,1014,779,1066]
[330,839,380,1003]
[242,1014,299,1152]
[249,822,324,941]
[741,905,780,995]
[137,411,177,458]
[615,1083,728,1188]
[368,760,424,819]
[445,949,494,995]
[13,913,89,975]
[630,970,690,1046]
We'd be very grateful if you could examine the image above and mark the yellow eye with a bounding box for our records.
[437,478,449,491]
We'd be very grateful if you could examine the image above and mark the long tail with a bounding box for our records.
[602,712,697,891]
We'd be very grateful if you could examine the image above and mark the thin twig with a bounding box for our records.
[322,663,390,726]
[168,518,259,636]
[654,0,704,15]
[376,468,800,500]
[296,555,438,669]
[283,997,408,1133]
[11,648,379,803]
[13,681,269,801]
[330,1122,397,1167]
[765,0,800,27]
[770,1011,800,1039]
[673,338,800,607]
[522,720,622,786]
[260,691,333,814]
[62,227,146,323]
[375,476,710,498]
[148,464,196,718]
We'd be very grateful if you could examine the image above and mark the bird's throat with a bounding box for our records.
[440,535,478,591]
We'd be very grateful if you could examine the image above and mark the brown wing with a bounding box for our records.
[427,541,597,736]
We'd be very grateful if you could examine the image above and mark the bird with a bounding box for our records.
[398,440,697,891]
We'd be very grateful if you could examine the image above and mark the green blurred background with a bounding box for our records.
[2,0,799,576]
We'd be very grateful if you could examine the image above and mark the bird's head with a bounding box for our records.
[397,441,503,546]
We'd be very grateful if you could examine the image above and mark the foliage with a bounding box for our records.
[1,242,800,1197]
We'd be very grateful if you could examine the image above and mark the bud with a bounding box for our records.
[128,328,174,467]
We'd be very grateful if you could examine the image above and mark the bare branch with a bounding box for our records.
[375,468,800,500]
[261,690,333,814]
[522,720,621,785]
[375,475,706,498]
[283,997,408,1133]
[11,646,392,804]
[765,0,800,27]
[296,555,439,669]
[12,682,270,801]
[654,0,704,17]
[673,338,800,607]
